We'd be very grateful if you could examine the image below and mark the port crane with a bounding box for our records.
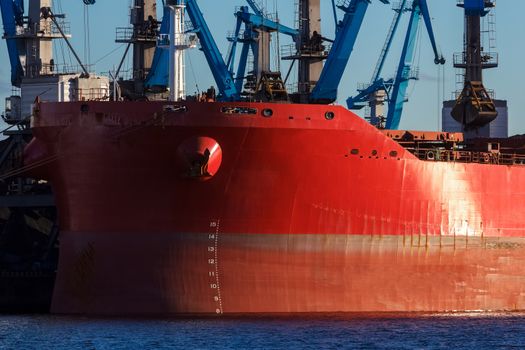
[122,0,238,100]
[451,0,498,130]
[346,0,445,129]
[146,0,297,101]
[226,2,298,97]
[309,0,390,104]
[0,0,95,87]
[183,0,240,100]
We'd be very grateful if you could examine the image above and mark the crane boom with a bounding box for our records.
[310,0,389,104]
[245,0,263,17]
[185,0,239,100]
[346,2,406,113]
[419,0,445,65]
[384,4,421,129]
[145,4,170,88]
[226,15,243,72]
[385,0,445,129]
[0,0,25,87]
[235,36,252,93]
[235,10,298,39]
[371,1,407,83]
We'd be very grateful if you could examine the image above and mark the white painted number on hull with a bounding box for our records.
[208,220,223,315]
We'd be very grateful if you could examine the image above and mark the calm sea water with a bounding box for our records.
[1,313,525,349]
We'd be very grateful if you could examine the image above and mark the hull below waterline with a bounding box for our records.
[52,230,525,315]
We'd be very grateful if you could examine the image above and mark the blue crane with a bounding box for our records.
[233,7,298,39]
[346,0,407,113]
[226,7,256,93]
[385,0,444,129]
[145,5,171,88]
[129,0,240,100]
[309,0,390,104]
[0,0,25,87]
[245,0,263,17]
[185,0,240,100]
[347,0,445,129]
[146,0,245,100]
[226,3,298,93]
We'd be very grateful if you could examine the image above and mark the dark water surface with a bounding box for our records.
[1,313,524,349]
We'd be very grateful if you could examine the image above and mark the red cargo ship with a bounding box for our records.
[25,100,525,314]
[4,0,525,315]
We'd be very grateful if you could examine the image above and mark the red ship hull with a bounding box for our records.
[26,100,525,314]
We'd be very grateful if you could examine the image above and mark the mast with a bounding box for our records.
[451,0,498,130]
[116,0,158,94]
[25,0,66,79]
[166,1,194,101]
[296,0,324,102]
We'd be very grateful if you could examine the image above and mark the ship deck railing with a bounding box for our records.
[453,51,499,69]
[281,43,331,60]
[25,63,96,77]
[5,20,71,39]
[74,88,110,102]
[408,148,525,166]
[115,27,157,43]
[285,81,313,95]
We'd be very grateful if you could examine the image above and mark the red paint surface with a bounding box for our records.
[26,100,525,314]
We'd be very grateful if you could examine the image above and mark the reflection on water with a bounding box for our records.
[1,313,525,349]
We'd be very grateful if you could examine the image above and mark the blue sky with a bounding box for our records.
[1,0,524,135]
